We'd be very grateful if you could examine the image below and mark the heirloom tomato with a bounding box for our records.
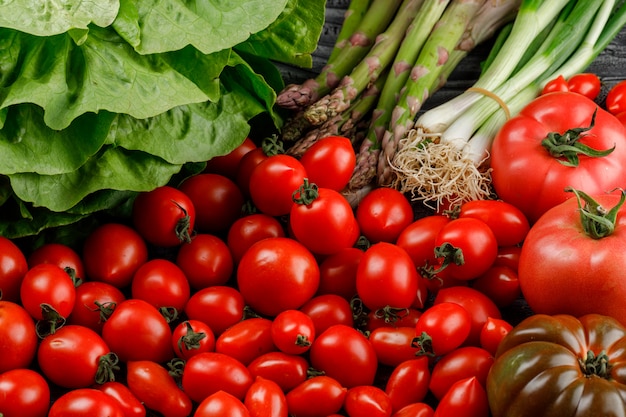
[491,91,626,223]
[487,314,626,417]
[0,301,37,373]
[0,236,28,303]
[0,368,50,417]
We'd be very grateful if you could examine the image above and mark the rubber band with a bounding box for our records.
[467,87,511,120]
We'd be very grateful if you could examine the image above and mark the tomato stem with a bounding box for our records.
[431,242,465,274]
[373,306,411,326]
[566,187,626,239]
[295,334,312,347]
[260,134,285,156]
[579,350,612,379]
[292,178,319,205]
[172,200,193,244]
[35,303,66,338]
[95,352,120,385]
[411,331,435,357]
[177,321,207,352]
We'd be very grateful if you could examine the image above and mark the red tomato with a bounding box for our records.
[132,185,196,247]
[226,213,286,263]
[184,285,245,336]
[102,299,173,363]
[432,376,489,417]
[458,199,530,246]
[182,352,253,403]
[290,182,360,255]
[316,247,363,300]
[126,360,193,417]
[299,135,356,191]
[392,403,435,417]
[244,376,288,417]
[471,265,521,308]
[68,281,126,333]
[309,324,378,388]
[567,73,601,100]
[356,242,419,311]
[247,351,310,392]
[176,233,234,290]
[172,319,216,360]
[0,368,50,417]
[344,385,393,417]
[249,154,308,216]
[235,147,269,198]
[366,307,422,332]
[285,375,347,417]
[298,294,355,338]
[82,223,148,288]
[237,237,319,317]
[491,91,626,223]
[204,137,257,179]
[428,346,494,401]
[94,381,146,417]
[384,357,431,412]
[369,326,420,367]
[396,215,451,269]
[178,173,244,234]
[195,390,250,417]
[20,263,76,324]
[271,309,316,355]
[541,74,569,95]
[48,388,125,417]
[479,317,513,356]
[215,317,276,366]
[413,302,471,357]
[493,245,521,271]
[606,79,626,115]
[433,218,498,280]
[0,301,37,373]
[37,325,115,389]
[0,236,28,304]
[131,258,190,312]
[28,242,85,282]
[356,187,414,243]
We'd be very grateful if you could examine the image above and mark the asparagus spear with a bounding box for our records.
[328,0,373,63]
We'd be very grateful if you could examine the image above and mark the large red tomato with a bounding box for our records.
[490,91,626,223]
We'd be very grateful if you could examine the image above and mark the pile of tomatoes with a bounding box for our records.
[0,130,534,417]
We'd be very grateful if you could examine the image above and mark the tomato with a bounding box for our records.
[38,325,116,389]
[541,74,569,95]
[48,388,125,417]
[366,307,422,332]
[457,199,530,246]
[179,173,244,234]
[20,263,76,325]
[94,381,146,417]
[316,247,362,300]
[491,91,626,223]
[433,286,502,347]
[344,385,393,417]
[0,236,28,304]
[237,237,319,317]
[131,258,190,312]
[384,357,431,412]
[413,302,471,357]
[487,314,626,417]
[392,403,435,417]
[102,299,173,363]
[433,217,498,280]
[396,215,451,269]
[184,285,245,336]
[433,376,489,417]
[298,294,355,336]
[284,375,347,417]
[195,390,251,417]
[356,187,414,243]
[176,233,234,290]
[492,245,521,271]
[244,376,288,417]
[290,181,360,255]
[205,136,257,179]
[247,351,310,392]
[471,264,520,308]
[271,309,316,355]
[369,326,420,367]
[0,368,50,417]
[235,147,270,198]
[226,213,286,263]
[172,319,216,360]
[126,360,193,417]
[68,281,126,333]
[356,242,419,311]
[249,154,308,216]
[479,317,513,356]
[518,191,626,324]
[216,317,277,365]
[182,351,253,403]
[299,135,356,191]
[132,185,196,247]
[309,324,378,388]
[567,73,601,100]
[82,222,148,288]
[0,301,37,373]
[606,79,626,115]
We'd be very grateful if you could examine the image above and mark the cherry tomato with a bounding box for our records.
[176,233,234,290]
[567,73,602,100]
[356,187,414,243]
[384,357,431,412]
[237,237,319,317]
[126,360,193,417]
[298,294,355,337]
[184,285,245,336]
[249,154,308,216]
[0,301,37,373]
[429,346,494,401]
[0,236,28,304]
[479,317,513,356]
[366,307,422,332]
[94,381,146,417]
[284,375,347,417]
[131,258,190,312]
[132,185,196,247]
[396,215,451,270]
[205,136,257,179]
[172,319,216,360]
[309,324,378,388]
[606,79,626,115]
[82,223,148,288]
[369,326,420,367]
[299,135,356,191]
[541,74,569,95]
[178,173,244,234]
[316,247,363,300]
[48,388,125,417]
[235,147,269,198]
[432,376,489,417]
[244,376,288,417]
[457,199,530,246]
[392,403,435,417]
[215,317,277,366]
[271,309,316,355]
[195,390,251,417]
[413,302,471,357]
[344,385,393,417]
[471,265,521,308]
[493,245,521,271]
[68,281,126,333]
[28,242,85,282]
[20,263,76,324]
[247,351,310,392]
[0,368,50,417]
[226,213,286,263]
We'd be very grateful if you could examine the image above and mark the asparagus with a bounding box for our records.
[276,0,403,111]
[327,0,373,63]
[303,0,426,126]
